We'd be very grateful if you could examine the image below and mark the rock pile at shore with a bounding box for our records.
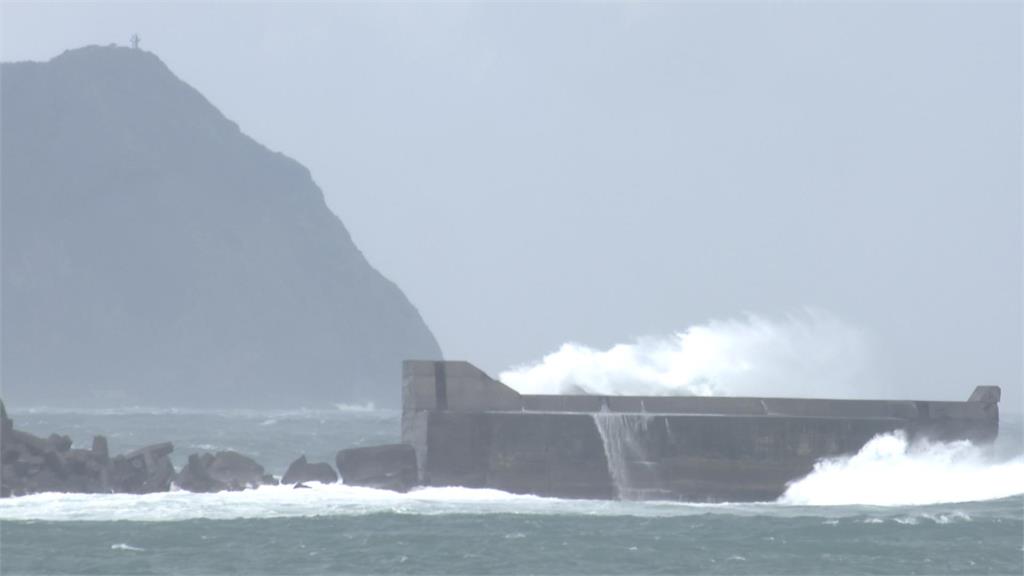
[1,402,177,497]
[0,401,344,498]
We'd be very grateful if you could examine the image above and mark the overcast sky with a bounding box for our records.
[2,2,1021,408]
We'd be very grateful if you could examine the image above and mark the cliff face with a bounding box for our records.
[1,46,443,408]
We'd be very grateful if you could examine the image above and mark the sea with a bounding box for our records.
[1,406,1021,575]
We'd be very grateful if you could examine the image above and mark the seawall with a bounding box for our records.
[397,361,999,501]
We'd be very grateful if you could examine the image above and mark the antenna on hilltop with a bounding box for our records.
[130,34,141,50]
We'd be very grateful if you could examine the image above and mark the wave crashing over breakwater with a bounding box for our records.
[499,309,872,398]
[781,431,1024,506]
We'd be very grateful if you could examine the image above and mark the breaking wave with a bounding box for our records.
[780,431,1024,506]
[0,484,561,522]
[3,475,1018,523]
[499,309,874,398]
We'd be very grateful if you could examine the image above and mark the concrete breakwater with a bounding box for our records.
[379,361,1001,502]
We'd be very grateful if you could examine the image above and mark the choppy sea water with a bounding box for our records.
[1,408,1022,575]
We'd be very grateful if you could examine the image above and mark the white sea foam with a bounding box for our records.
[499,309,873,398]
[925,511,972,524]
[0,483,808,522]
[1,471,1017,523]
[110,543,145,551]
[0,484,569,522]
[780,431,1024,506]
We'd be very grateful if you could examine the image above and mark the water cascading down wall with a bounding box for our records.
[592,414,660,500]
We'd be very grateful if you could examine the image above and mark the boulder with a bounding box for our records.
[281,455,338,485]
[107,442,176,494]
[63,449,104,492]
[207,451,266,488]
[178,451,272,492]
[142,453,176,493]
[91,435,109,464]
[43,450,68,479]
[47,434,72,453]
[336,444,417,492]
[1,400,12,438]
[177,453,226,493]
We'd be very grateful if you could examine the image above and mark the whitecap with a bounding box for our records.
[893,516,920,525]
[780,431,1024,506]
[334,402,378,412]
[0,484,568,522]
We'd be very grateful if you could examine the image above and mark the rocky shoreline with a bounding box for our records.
[0,401,412,498]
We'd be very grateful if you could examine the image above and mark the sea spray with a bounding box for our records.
[500,309,872,399]
[780,431,1024,506]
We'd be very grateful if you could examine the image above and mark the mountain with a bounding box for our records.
[0,45,443,408]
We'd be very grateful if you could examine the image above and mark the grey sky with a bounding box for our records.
[2,3,1021,408]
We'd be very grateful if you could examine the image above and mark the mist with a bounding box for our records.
[500,309,878,399]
